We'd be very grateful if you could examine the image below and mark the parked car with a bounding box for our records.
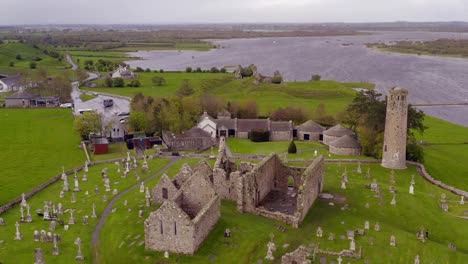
[78,109,96,114]
[103,99,114,108]
[115,111,130,116]
[60,103,73,108]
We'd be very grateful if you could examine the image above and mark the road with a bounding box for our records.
[67,54,131,137]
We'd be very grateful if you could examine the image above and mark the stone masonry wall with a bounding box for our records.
[296,156,324,224]
[329,146,361,156]
[152,174,178,204]
[297,131,321,141]
[192,196,221,253]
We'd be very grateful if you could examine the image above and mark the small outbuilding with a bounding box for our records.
[295,120,325,141]
[322,124,355,145]
[91,137,109,155]
[328,135,361,156]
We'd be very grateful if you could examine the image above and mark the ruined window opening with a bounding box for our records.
[174,221,177,236]
[162,188,168,199]
[288,176,295,188]
[228,187,231,194]
[159,220,163,234]
[384,145,387,152]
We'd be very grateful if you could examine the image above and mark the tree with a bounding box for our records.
[0,39,3,44]
[288,141,297,154]
[271,75,283,84]
[151,76,166,86]
[176,79,195,97]
[9,62,14,67]
[145,68,151,72]
[311,74,321,81]
[210,67,219,73]
[16,54,22,60]
[113,78,125,87]
[186,67,192,73]
[241,66,253,78]
[128,80,141,87]
[104,77,113,87]
[195,67,202,73]
[220,67,227,73]
[29,62,37,69]
[128,111,147,132]
[270,107,307,124]
[73,112,102,140]
[135,67,144,72]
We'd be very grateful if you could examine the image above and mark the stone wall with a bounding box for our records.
[144,201,195,254]
[164,136,214,151]
[281,246,311,264]
[270,131,293,141]
[323,135,339,145]
[296,156,324,224]
[297,131,321,141]
[152,174,178,204]
[177,172,217,218]
[329,146,361,156]
[192,196,221,253]
[237,131,249,139]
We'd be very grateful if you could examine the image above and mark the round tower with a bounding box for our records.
[381,87,408,169]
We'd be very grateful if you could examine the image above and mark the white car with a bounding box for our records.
[60,103,73,108]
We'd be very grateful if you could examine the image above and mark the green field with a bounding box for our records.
[83,72,365,116]
[0,42,68,75]
[0,158,170,263]
[67,50,131,70]
[79,93,97,102]
[417,116,468,191]
[96,160,468,263]
[0,109,86,205]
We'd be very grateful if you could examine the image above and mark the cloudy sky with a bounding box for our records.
[2,0,468,25]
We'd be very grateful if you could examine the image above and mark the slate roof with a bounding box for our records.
[164,127,212,139]
[0,75,21,87]
[271,121,291,131]
[296,120,325,133]
[329,135,361,149]
[237,119,269,132]
[323,124,355,137]
[5,91,37,99]
[216,119,235,130]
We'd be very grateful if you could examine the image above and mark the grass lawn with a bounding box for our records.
[0,109,86,205]
[67,50,131,70]
[83,72,364,116]
[79,93,97,102]
[0,157,170,263]
[96,160,468,263]
[0,42,68,76]
[417,116,468,191]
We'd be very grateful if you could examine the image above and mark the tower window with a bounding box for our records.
[384,145,387,152]
[159,220,163,234]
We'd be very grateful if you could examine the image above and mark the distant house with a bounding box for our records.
[295,120,326,141]
[196,111,293,141]
[0,75,22,92]
[4,91,60,108]
[110,65,135,79]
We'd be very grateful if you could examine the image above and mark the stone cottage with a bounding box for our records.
[237,154,324,228]
[145,169,220,255]
[322,124,355,145]
[328,135,361,156]
[295,120,326,141]
[162,127,215,151]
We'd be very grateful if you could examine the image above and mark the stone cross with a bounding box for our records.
[337,256,343,264]
[84,161,89,173]
[349,238,356,251]
[63,174,70,192]
[365,168,371,179]
[14,221,22,240]
[91,203,97,218]
[409,184,414,195]
[68,209,75,225]
[127,152,131,162]
[316,226,323,237]
[74,177,81,192]
[43,202,51,220]
[21,193,28,207]
[374,222,380,231]
[390,194,396,206]
[139,182,145,193]
[61,166,66,180]
[341,180,347,189]
[414,255,420,264]
[20,206,25,222]
[75,237,84,260]
[460,196,465,205]
[34,248,45,264]
[390,235,396,246]
[357,161,362,174]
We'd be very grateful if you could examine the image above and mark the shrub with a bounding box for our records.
[271,75,283,84]
[311,74,321,81]
[288,141,297,154]
[113,77,125,87]
[29,62,37,69]
[220,67,227,73]
[176,79,195,97]
[145,68,151,72]
[159,69,164,73]
[210,67,220,73]
[33,57,42,61]
[128,80,141,87]
[406,138,424,163]
[151,76,166,86]
[9,62,14,67]
[16,54,22,60]
[104,78,113,87]
[250,129,270,142]
[135,67,144,72]
[186,67,192,73]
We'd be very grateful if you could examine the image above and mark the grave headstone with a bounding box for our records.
[0,217,5,225]
[138,210,144,218]
[347,230,355,240]
[409,184,414,195]
[316,226,323,237]
[365,168,371,179]
[71,193,76,203]
[34,248,45,264]
[349,238,356,251]
[43,202,51,220]
[59,191,65,198]
[391,194,397,206]
[365,202,370,208]
[14,221,23,240]
[53,241,59,256]
[40,230,46,242]
[364,221,370,230]
[337,256,343,264]
[57,203,63,214]
[371,179,378,192]
[47,232,53,242]
[441,204,449,212]
[357,161,362,173]
[49,221,56,231]
[328,233,335,241]
[63,174,70,192]
[75,237,84,261]
[20,206,25,222]
[82,216,89,225]
[164,251,169,258]
[64,224,69,231]
[390,235,396,247]
[68,209,75,225]
[341,180,347,190]
[124,200,128,206]
[460,196,465,205]
[34,230,40,242]
[94,186,100,194]
[411,174,415,185]
[139,182,145,193]
[20,193,28,207]
[91,203,97,218]
[414,255,420,264]
[374,222,380,231]
[113,189,118,195]
[74,177,81,192]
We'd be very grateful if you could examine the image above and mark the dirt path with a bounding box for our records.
[92,157,180,261]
